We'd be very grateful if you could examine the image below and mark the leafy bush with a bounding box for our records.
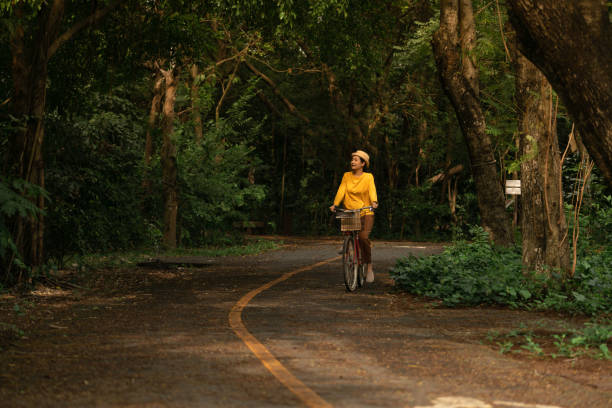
[390,227,529,307]
[545,245,612,315]
[0,179,48,281]
[390,226,612,315]
[175,83,266,246]
[44,91,146,263]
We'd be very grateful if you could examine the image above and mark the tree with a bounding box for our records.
[506,0,612,188]
[159,65,179,249]
[432,0,513,245]
[4,0,118,274]
[512,45,571,274]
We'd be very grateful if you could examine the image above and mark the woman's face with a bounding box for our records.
[351,155,364,171]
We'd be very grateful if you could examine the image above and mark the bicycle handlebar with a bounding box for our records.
[333,206,374,213]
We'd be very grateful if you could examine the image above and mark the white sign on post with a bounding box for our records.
[505,179,521,195]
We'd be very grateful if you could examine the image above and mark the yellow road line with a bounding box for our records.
[229,256,340,408]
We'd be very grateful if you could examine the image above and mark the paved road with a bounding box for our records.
[1,239,610,407]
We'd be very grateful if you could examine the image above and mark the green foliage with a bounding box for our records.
[0,178,47,275]
[391,227,528,307]
[175,80,266,246]
[44,89,146,263]
[386,184,453,240]
[551,245,612,315]
[390,226,612,315]
[0,0,44,13]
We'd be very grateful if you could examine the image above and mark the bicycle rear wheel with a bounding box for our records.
[343,235,358,292]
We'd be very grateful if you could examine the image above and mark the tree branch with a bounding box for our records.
[255,90,282,117]
[48,0,120,59]
[244,59,310,124]
[428,164,464,184]
[216,57,242,123]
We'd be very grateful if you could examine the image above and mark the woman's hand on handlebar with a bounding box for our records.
[372,201,379,209]
[330,204,336,212]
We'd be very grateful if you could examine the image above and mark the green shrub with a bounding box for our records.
[540,245,612,315]
[176,83,266,246]
[44,91,146,263]
[390,226,612,315]
[390,227,529,307]
[0,178,47,281]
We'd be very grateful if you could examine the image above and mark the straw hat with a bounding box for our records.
[352,150,370,167]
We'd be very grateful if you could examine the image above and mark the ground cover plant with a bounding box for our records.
[389,226,612,316]
[485,320,612,361]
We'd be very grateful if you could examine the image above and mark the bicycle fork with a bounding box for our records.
[343,232,361,266]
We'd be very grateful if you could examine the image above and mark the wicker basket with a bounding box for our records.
[337,213,361,231]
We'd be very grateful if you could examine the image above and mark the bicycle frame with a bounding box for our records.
[335,206,372,291]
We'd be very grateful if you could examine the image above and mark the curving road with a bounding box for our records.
[1,239,610,407]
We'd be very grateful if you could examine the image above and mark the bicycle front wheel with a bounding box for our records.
[357,263,366,288]
[343,235,358,292]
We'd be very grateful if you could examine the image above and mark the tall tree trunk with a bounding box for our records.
[160,67,179,249]
[6,2,66,273]
[143,69,164,194]
[506,0,612,188]
[5,1,118,276]
[513,48,571,274]
[9,56,48,270]
[432,0,513,245]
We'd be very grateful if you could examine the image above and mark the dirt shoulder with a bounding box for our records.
[0,239,610,407]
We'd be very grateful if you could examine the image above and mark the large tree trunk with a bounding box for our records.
[506,0,612,188]
[160,67,179,249]
[143,69,164,194]
[513,48,571,274]
[9,61,48,270]
[432,0,513,245]
[5,2,66,275]
[4,1,118,277]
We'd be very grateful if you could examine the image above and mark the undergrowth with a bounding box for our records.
[389,227,612,316]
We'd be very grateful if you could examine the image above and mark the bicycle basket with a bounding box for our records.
[337,212,361,231]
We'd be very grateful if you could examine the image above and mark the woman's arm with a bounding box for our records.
[369,174,378,208]
[331,173,348,211]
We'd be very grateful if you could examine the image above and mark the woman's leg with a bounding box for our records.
[359,215,375,281]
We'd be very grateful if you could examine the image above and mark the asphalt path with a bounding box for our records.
[1,239,610,407]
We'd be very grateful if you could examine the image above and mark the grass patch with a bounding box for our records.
[53,238,283,271]
[162,239,282,257]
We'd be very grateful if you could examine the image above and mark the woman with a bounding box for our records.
[330,150,378,282]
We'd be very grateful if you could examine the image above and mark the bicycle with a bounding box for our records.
[334,206,373,292]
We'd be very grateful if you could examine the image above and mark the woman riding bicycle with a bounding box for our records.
[330,150,378,282]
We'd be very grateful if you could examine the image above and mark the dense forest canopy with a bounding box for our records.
[1,0,611,285]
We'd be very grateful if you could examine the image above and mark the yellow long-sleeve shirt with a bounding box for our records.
[333,172,378,215]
